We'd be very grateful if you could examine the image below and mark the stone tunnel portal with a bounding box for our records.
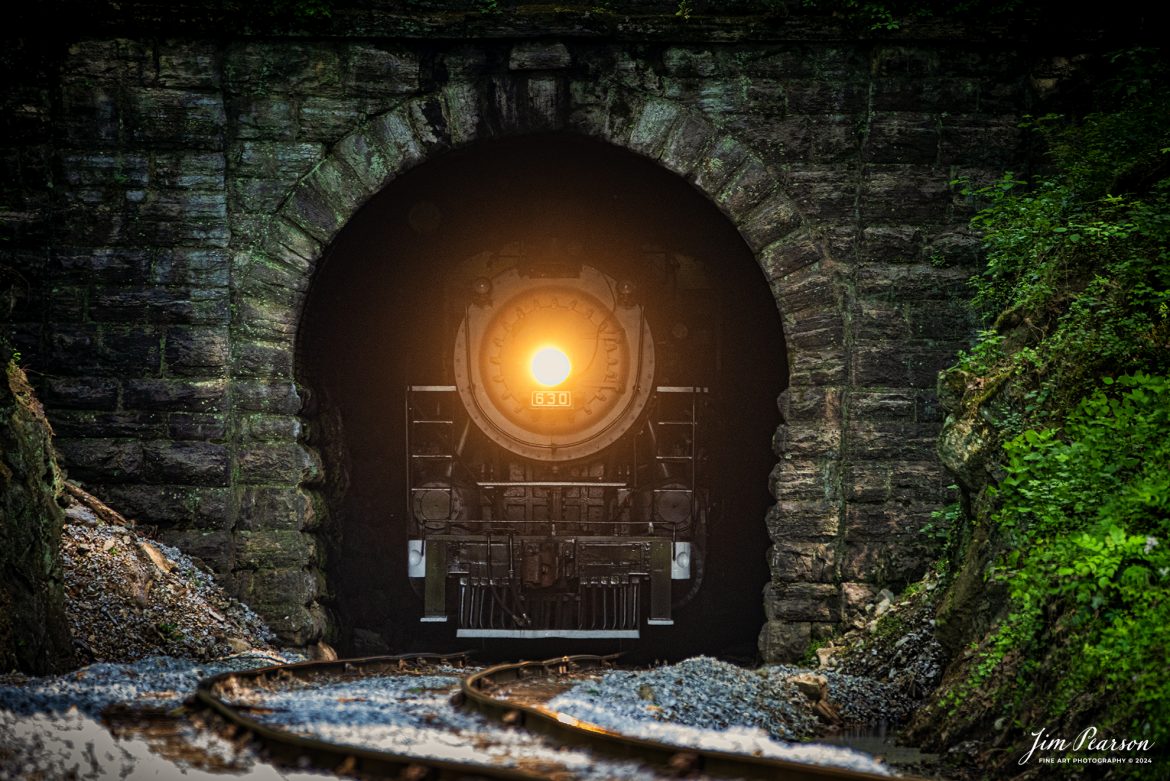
[297,134,786,659]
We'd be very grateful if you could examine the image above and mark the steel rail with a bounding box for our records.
[192,651,932,781]
[461,654,928,781]
[193,652,546,780]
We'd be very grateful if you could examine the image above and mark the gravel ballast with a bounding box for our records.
[546,657,898,776]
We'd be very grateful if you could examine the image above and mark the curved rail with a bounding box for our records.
[193,652,925,781]
[193,652,545,780]
[461,654,912,781]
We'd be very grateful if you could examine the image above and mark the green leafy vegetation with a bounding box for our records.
[951,375,1169,740]
[930,49,1170,775]
[951,61,1170,424]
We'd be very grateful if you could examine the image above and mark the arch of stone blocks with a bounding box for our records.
[229,73,838,657]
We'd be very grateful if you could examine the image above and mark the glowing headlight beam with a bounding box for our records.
[530,346,571,387]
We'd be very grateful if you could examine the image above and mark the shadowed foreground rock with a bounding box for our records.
[0,354,75,674]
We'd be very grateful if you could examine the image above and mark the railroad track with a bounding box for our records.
[192,652,918,781]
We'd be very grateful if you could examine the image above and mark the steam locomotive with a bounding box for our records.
[405,241,717,638]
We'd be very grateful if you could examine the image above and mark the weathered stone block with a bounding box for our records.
[763,582,839,622]
[281,183,346,244]
[864,113,941,165]
[860,224,925,264]
[156,42,221,90]
[442,82,481,145]
[841,537,930,583]
[230,94,297,140]
[334,128,399,192]
[787,348,848,388]
[509,42,571,71]
[97,325,163,374]
[772,422,842,459]
[165,327,230,376]
[158,528,233,573]
[125,89,225,148]
[851,341,956,391]
[860,166,952,223]
[232,380,302,414]
[242,414,302,443]
[939,117,1025,168]
[41,377,119,410]
[784,79,868,114]
[152,152,225,190]
[525,77,563,131]
[716,157,776,222]
[845,503,937,539]
[847,389,919,421]
[48,248,142,285]
[628,99,680,158]
[50,411,166,439]
[56,438,144,483]
[123,379,227,412]
[236,486,313,531]
[841,581,879,616]
[150,249,230,288]
[844,419,939,461]
[772,261,837,316]
[777,385,842,425]
[235,529,316,570]
[343,44,420,96]
[787,317,844,353]
[91,287,229,326]
[57,82,120,147]
[236,567,317,608]
[144,441,230,486]
[60,151,150,188]
[367,108,425,171]
[229,176,291,213]
[767,461,828,503]
[856,263,970,301]
[168,413,229,441]
[692,135,748,197]
[236,442,318,485]
[45,326,102,374]
[94,483,231,530]
[758,619,811,663]
[225,43,341,94]
[782,165,859,220]
[260,218,322,270]
[255,602,325,645]
[236,254,310,303]
[234,293,299,341]
[740,195,802,252]
[922,228,982,269]
[657,112,715,179]
[768,541,837,583]
[869,75,975,113]
[297,96,370,142]
[407,95,453,154]
[765,500,839,539]
[233,340,294,378]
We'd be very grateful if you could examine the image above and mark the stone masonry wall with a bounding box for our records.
[1,15,1050,658]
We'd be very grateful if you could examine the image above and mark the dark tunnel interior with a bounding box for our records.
[297,133,787,662]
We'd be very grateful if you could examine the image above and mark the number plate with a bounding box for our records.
[531,390,572,408]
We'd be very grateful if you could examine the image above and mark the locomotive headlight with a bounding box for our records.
[530,345,572,387]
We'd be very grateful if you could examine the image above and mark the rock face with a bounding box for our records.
[0,8,1108,657]
[0,355,75,674]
